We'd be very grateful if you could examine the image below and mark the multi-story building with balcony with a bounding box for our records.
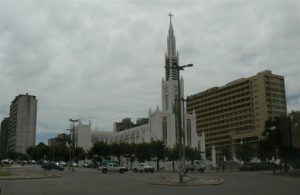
[187,70,287,157]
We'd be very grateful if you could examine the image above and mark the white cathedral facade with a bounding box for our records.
[91,16,205,152]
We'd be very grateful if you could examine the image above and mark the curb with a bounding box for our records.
[149,176,224,186]
[0,173,61,180]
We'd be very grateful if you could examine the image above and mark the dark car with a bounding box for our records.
[42,162,64,171]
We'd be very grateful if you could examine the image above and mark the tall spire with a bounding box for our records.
[167,12,176,57]
[165,12,179,81]
[168,12,174,37]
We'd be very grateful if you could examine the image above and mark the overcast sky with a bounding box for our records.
[0,0,299,144]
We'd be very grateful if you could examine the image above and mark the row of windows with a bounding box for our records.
[196,97,251,114]
[234,136,259,144]
[198,114,252,128]
[266,93,285,99]
[267,99,286,105]
[199,119,252,132]
[187,83,250,106]
[206,135,230,142]
[197,103,251,119]
[267,105,286,110]
[190,91,251,109]
[197,108,251,123]
[206,130,228,137]
[266,87,285,94]
[265,81,284,88]
[268,111,286,116]
[265,76,284,83]
[235,125,253,132]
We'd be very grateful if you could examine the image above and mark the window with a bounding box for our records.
[162,116,167,143]
[187,119,192,146]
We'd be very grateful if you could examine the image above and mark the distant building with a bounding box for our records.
[91,130,113,143]
[187,70,287,157]
[113,118,149,133]
[0,117,10,157]
[290,111,300,149]
[114,118,136,132]
[74,121,92,151]
[7,93,37,154]
[48,133,70,147]
[91,15,202,151]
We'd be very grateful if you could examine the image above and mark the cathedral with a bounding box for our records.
[91,14,205,152]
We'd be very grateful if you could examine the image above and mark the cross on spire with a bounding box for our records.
[168,12,173,23]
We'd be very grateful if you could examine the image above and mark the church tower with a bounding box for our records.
[162,13,184,113]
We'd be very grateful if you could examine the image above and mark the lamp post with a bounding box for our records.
[65,129,72,170]
[68,118,79,171]
[181,97,188,173]
[171,63,193,183]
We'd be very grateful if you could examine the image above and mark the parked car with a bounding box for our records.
[84,161,99,168]
[29,160,37,164]
[1,159,13,164]
[184,160,206,173]
[42,162,64,171]
[99,162,128,174]
[66,162,78,167]
[133,163,154,173]
[58,161,67,167]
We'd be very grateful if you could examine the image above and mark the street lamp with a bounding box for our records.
[171,63,193,183]
[65,128,72,170]
[68,118,79,171]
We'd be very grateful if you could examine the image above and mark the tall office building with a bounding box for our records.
[0,117,10,157]
[187,70,287,156]
[7,93,37,154]
[290,111,300,149]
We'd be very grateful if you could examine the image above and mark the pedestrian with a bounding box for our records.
[272,163,277,174]
[279,163,282,173]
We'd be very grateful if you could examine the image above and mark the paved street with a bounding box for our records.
[1,165,300,195]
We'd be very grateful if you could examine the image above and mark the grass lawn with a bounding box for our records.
[0,171,10,176]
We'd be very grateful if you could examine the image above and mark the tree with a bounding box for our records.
[257,139,274,162]
[123,143,136,170]
[89,141,109,162]
[135,143,151,162]
[7,151,29,161]
[26,142,50,160]
[185,146,200,164]
[235,143,255,163]
[74,147,86,161]
[150,140,166,171]
[264,116,295,172]
[109,142,127,164]
[166,145,179,171]
[221,148,232,161]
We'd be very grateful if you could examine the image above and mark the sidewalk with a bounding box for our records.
[0,168,60,180]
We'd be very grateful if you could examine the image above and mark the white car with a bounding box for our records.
[133,163,154,173]
[99,163,128,174]
[2,159,13,164]
[58,161,67,166]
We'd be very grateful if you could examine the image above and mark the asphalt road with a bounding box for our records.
[1,165,300,195]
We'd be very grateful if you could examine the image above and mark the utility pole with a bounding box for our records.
[69,119,79,171]
[171,63,193,183]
